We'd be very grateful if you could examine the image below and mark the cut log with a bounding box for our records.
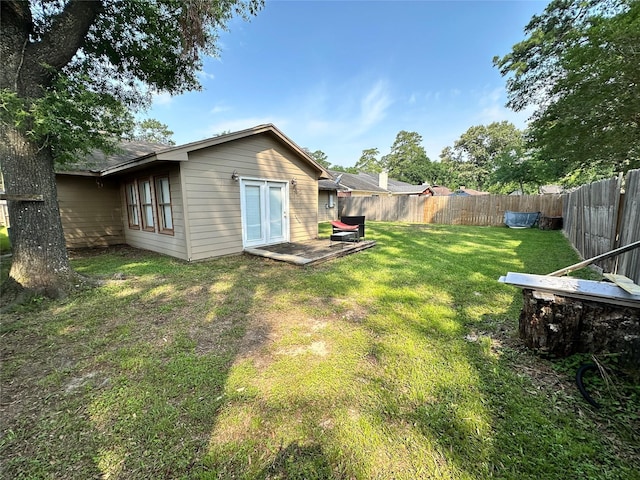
[538,215,563,230]
[519,289,640,367]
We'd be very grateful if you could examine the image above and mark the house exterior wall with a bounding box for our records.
[57,174,125,247]
[318,190,338,222]
[348,190,388,197]
[181,133,320,261]
[118,164,189,260]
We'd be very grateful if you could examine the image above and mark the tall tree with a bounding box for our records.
[303,149,331,169]
[330,164,358,174]
[354,148,383,173]
[131,119,175,145]
[494,0,639,186]
[382,131,432,184]
[0,0,262,298]
[439,122,523,190]
[490,146,544,194]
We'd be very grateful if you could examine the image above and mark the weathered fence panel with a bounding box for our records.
[561,170,639,283]
[339,196,425,222]
[616,170,640,283]
[423,194,562,226]
[562,177,622,273]
[339,194,562,226]
[337,170,639,282]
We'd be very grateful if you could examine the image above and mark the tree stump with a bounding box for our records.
[519,289,640,367]
[538,215,563,230]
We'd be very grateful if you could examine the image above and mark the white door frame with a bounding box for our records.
[240,178,289,248]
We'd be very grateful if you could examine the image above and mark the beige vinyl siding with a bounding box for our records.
[318,190,338,223]
[57,175,125,247]
[121,165,188,260]
[182,133,320,261]
[349,190,388,197]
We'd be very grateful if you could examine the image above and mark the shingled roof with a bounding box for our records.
[319,170,430,195]
[55,124,330,179]
[58,140,171,174]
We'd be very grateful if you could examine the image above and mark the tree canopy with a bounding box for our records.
[494,0,639,186]
[131,119,175,145]
[355,148,384,173]
[439,121,524,191]
[381,131,434,184]
[303,149,331,169]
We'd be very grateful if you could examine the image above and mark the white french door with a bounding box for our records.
[241,180,289,247]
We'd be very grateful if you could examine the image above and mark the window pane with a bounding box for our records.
[162,206,173,229]
[159,178,170,203]
[131,205,139,225]
[245,185,262,241]
[142,181,152,203]
[144,205,154,227]
[139,180,154,229]
[126,183,139,227]
[155,177,173,231]
[269,186,283,237]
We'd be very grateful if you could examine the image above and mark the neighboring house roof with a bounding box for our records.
[322,170,428,195]
[451,187,490,196]
[388,184,431,195]
[539,184,564,194]
[318,178,344,191]
[426,185,452,196]
[57,124,330,179]
[332,171,388,194]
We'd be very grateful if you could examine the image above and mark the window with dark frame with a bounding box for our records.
[125,182,140,228]
[139,179,155,230]
[155,176,174,234]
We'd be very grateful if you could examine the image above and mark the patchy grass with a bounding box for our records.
[0,226,10,254]
[1,223,638,479]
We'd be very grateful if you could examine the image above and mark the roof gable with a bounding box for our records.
[58,124,329,179]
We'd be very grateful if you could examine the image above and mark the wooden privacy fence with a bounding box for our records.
[563,169,640,283]
[339,194,562,226]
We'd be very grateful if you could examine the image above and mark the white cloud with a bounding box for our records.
[152,91,173,106]
[359,80,392,130]
[198,70,216,81]
[475,86,534,129]
[210,104,231,114]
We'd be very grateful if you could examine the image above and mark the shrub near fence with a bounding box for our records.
[339,194,562,226]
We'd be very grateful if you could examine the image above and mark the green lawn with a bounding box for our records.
[1,223,638,479]
[0,225,10,254]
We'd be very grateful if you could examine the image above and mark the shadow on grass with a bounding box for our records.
[0,249,277,478]
[2,224,637,479]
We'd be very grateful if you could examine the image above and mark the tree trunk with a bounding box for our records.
[1,1,104,301]
[1,125,80,297]
[519,289,640,367]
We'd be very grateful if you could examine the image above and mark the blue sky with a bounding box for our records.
[144,0,547,168]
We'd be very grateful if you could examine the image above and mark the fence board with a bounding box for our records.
[338,171,639,281]
[562,177,622,273]
[340,194,562,226]
[616,170,640,283]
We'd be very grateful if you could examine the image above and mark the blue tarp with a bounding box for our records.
[504,211,540,229]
